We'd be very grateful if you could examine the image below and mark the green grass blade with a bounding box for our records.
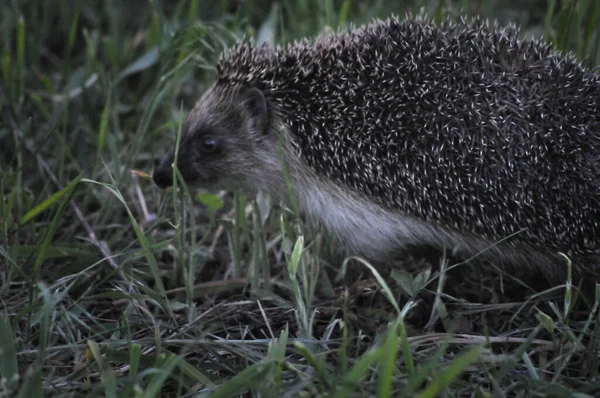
[582,0,599,58]
[16,366,42,398]
[2,50,12,98]
[397,318,415,378]
[32,176,83,277]
[211,360,275,398]
[289,235,304,277]
[544,0,557,38]
[129,343,142,379]
[115,47,159,84]
[81,178,169,303]
[402,338,454,398]
[9,244,97,260]
[0,315,18,391]
[294,341,330,388]
[344,347,381,385]
[343,256,401,314]
[264,328,289,394]
[0,245,29,280]
[337,0,351,26]
[256,3,279,45]
[416,345,483,398]
[378,320,399,397]
[97,95,111,156]
[88,340,118,398]
[66,5,80,56]
[20,175,82,226]
[17,15,25,100]
[144,354,180,398]
[173,354,216,389]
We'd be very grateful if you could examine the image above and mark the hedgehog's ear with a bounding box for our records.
[243,87,268,135]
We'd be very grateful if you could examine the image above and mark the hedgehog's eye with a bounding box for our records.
[200,136,218,153]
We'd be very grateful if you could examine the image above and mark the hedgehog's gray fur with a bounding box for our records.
[155,16,600,286]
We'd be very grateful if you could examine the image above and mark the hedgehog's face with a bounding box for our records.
[153,85,282,193]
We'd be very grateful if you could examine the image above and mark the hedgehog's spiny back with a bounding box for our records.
[216,17,600,257]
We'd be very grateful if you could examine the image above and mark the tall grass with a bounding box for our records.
[1,0,599,396]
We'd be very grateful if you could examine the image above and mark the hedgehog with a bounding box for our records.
[153,16,600,288]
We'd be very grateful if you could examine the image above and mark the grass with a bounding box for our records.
[1,0,600,396]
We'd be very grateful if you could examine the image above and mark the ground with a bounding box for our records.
[1,0,599,397]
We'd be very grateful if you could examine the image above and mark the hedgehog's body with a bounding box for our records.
[154,17,600,286]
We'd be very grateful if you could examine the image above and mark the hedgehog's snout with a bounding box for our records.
[153,155,174,189]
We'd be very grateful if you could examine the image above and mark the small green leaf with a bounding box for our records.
[536,309,556,333]
[392,269,416,297]
[87,340,103,367]
[414,268,431,291]
[289,235,304,277]
[196,192,224,211]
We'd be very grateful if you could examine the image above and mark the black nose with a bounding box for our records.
[153,164,173,189]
